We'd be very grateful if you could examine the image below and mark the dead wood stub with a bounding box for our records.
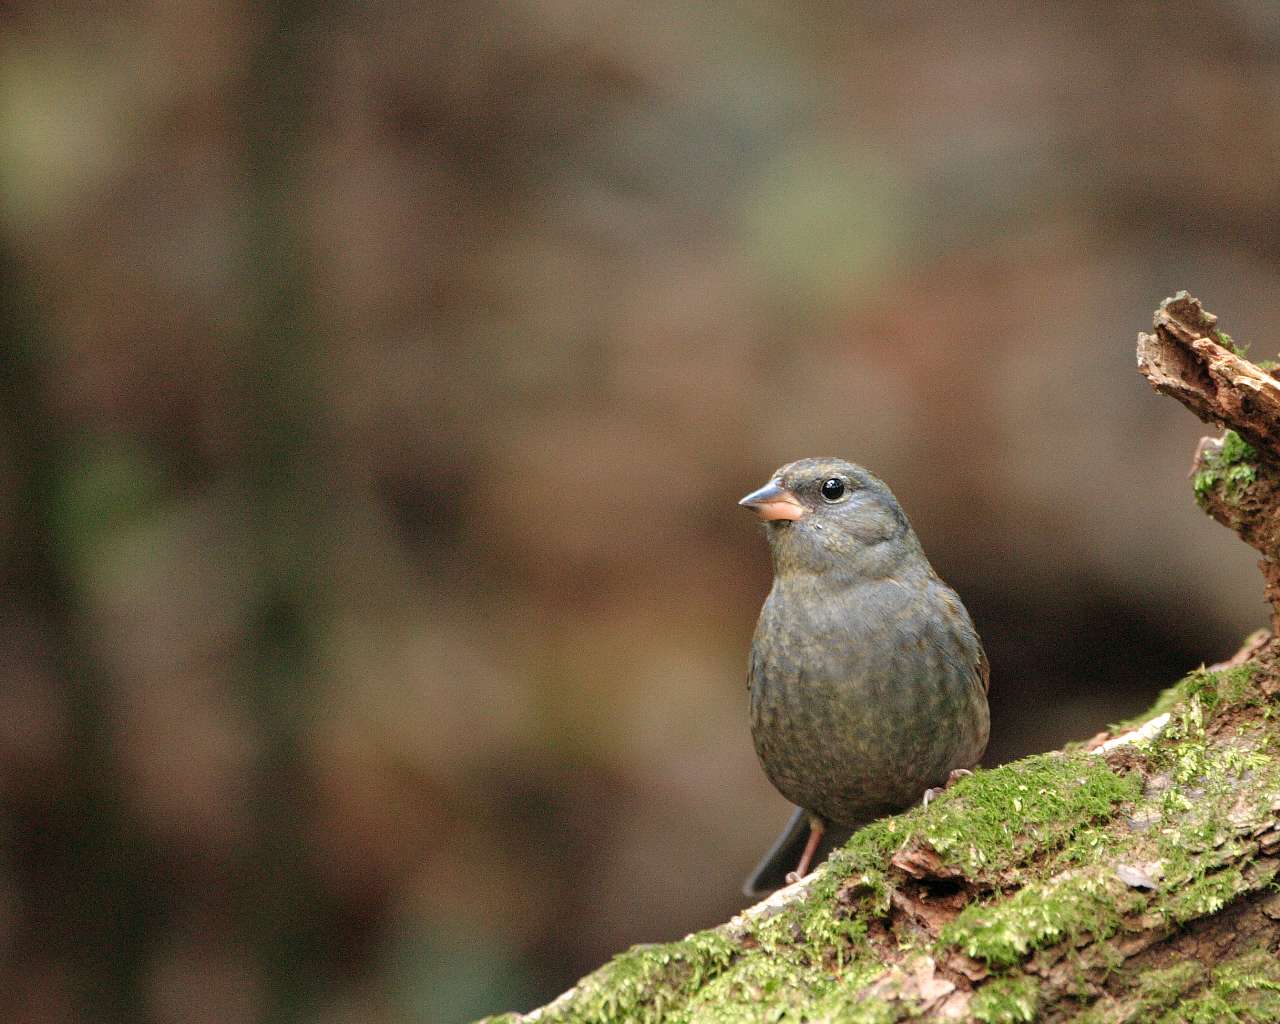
[1138,291,1280,628]
[1137,291,1280,455]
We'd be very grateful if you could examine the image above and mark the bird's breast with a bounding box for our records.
[748,574,988,826]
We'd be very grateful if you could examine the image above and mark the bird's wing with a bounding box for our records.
[927,575,989,697]
[747,637,767,692]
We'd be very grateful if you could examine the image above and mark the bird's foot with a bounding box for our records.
[785,819,826,885]
[922,769,973,807]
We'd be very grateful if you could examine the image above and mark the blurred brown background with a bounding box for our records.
[3,1,1280,1021]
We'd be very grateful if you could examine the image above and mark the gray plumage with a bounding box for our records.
[742,458,989,896]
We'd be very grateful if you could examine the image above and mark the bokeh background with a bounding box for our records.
[4,1,1280,1021]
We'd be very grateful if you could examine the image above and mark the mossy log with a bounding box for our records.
[485,295,1280,1024]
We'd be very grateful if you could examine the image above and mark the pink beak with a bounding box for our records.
[739,480,805,522]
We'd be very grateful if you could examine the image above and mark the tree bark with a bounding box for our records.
[486,294,1280,1024]
[1137,292,1280,632]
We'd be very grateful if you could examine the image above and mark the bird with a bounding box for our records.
[739,457,989,897]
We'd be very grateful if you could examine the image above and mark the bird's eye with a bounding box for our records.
[820,478,846,501]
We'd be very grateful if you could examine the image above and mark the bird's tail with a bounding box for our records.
[742,807,855,899]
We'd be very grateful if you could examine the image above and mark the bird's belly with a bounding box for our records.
[750,664,984,827]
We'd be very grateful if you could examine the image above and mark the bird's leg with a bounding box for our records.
[922,768,973,807]
[784,819,825,884]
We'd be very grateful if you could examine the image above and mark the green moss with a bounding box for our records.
[1225,462,1258,489]
[751,820,902,967]
[758,753,1142,976]
[939,820,1267,976]
[1194,430,1259,505]
[676,955,838,1024]
[539,932,738,1024]
[668,748,1144,1017]
[902,753,1140,877]
[1089,962,1203,1022]
[1110,663,1259,735]
[1136,960,1207,1005]
[828,999,898,1024]
[538,922,900,1024]
[1138,667,1273,815]
[1160,866,1245,924]
[1157,948,1280,1024]
[806,818,902,910]
[938,868,1136,966]
[1215,330,1245,356]
[1192,471,1214,500]
[1072,961,1206,1024]
[970,975,1040,1024]
[1212,663,1263,706]
[1079,952,1280,1023]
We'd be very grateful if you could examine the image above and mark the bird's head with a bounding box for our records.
[739,457,923,579]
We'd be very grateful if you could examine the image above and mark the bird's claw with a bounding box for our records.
[784,871,802,884]
[922,769,974,808]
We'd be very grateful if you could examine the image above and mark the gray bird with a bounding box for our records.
[740,458,989,897]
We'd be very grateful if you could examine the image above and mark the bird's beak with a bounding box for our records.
[739,480,805,521]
